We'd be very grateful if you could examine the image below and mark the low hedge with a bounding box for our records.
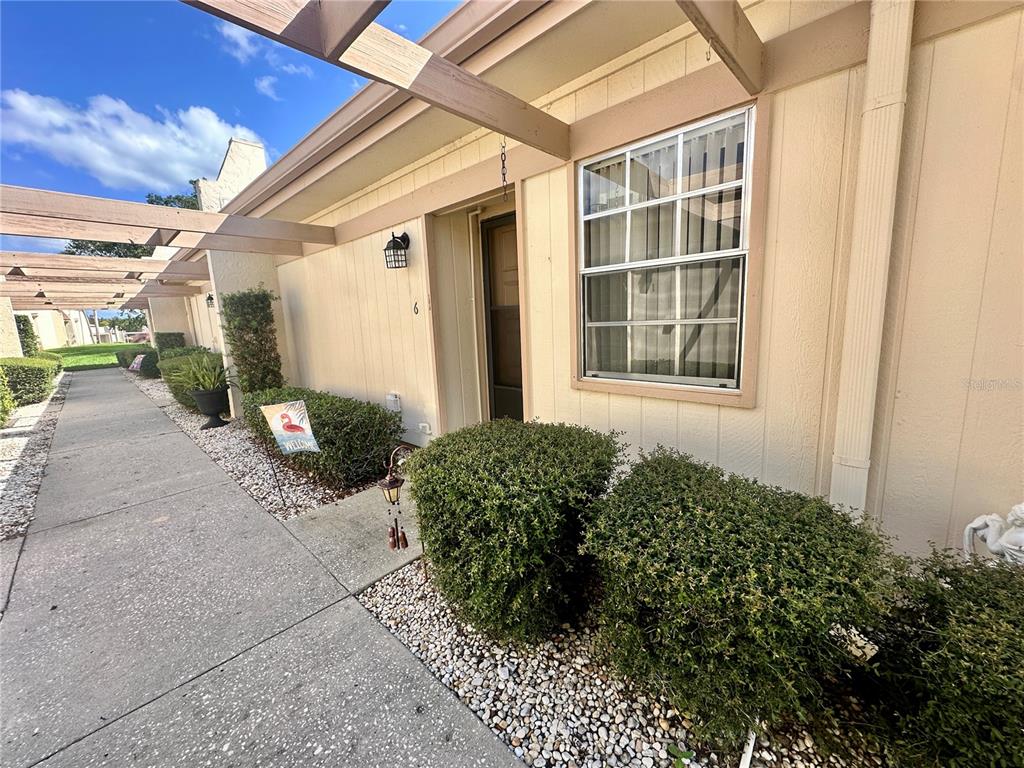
[0,367,14,425]
[862,552,1024,768]
[0,356,57,406]
[159,345,208,361]
[242,386,402,489]
[138,350,161,378]
[408,420,621,642]
[584,449,893,746]
[33,351,63,373]
[114,347,150,368]
[157,352,223,410]
[153,332,186,353]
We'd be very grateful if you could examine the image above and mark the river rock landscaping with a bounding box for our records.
[124,370,347,519]
[359,563,877,768]
[0,373,69,540]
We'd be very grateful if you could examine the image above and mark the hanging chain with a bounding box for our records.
[500,136,509,201]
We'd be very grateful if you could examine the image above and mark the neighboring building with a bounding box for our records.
[149,1,1022,554]
[13,309,95,349]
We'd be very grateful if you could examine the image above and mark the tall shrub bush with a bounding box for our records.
[220,287,284,392]
[408,420,620,642]
[0,357,57,406]
[153,332,186,353]
[0,367,15,425]
[862,552,1024,768]
[584,449,894,745]
[15,315,40,356]
[243,386,401,488]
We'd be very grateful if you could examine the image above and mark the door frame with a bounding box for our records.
[480,212,522,421]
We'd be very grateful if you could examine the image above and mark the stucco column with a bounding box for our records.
[830,0,915,512]
[0,294,23,358]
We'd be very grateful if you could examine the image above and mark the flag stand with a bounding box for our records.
[263,442,288,511]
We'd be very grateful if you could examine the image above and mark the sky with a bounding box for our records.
[0,0,459,253]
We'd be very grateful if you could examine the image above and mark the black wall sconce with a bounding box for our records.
[384,232,410,269]
[205,293,215,309]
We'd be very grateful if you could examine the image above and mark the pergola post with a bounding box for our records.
[830,0,915,512]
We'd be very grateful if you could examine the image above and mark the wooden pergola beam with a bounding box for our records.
[1,185,335,245]
[320,0,391,61]
[183,2,570,159]
[1,212,306,257]
[1,252,208,277]
[676,0,763,94]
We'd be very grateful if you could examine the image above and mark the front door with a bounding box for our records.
[481,214,523,420]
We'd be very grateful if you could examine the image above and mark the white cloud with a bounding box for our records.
[254,75,281,101]
[216,21,260,63]
[0,89,262,193]
[279,62,313,77]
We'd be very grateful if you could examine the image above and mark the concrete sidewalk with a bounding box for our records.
[0,369,517,768]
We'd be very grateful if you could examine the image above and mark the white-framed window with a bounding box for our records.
[577,106,754,390]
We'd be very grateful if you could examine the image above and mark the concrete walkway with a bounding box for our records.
[0,369,517,768]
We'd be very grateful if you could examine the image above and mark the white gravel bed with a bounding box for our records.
[124,372,348,520]
[0,374,70,540]
[359,563,882,768]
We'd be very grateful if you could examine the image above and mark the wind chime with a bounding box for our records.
[378,446,409,550]
[500,136,509,201]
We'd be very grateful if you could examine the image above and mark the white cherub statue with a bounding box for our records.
[963,503,1024,565]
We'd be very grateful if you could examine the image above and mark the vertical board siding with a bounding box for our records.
[262,3,1019,555]
[519,64,859,491]
[276,219,440,445]
[873,12,1023,552]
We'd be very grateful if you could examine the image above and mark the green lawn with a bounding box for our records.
[46,343,152,371]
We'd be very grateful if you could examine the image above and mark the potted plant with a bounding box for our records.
[163,355,236,429]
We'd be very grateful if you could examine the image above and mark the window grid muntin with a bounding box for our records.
[578,106,754,390]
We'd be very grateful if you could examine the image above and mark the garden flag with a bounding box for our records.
[260,400,321,455]
[128,354,146,372]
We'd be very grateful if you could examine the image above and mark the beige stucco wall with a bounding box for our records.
[0,297,22,357]
[269,1,1022,552]
[147,297,195,345]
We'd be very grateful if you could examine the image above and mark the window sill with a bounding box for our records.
[571,375,756,408]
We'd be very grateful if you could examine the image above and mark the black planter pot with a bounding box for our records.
[191,387,230,430]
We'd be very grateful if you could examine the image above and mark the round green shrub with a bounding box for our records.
[220,288,284,392]
[115,347,152,368]
[15,315,40,356]
[0,367,15,425]
[863,552,1024,768]
[407,420,621,643]
[0,356,57,406]
[153,332,187,353]
[158,352,223,410]
[138,350,161,379]
[584,448,894,746]
[242,386,402,489]
[33,350,63,373]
